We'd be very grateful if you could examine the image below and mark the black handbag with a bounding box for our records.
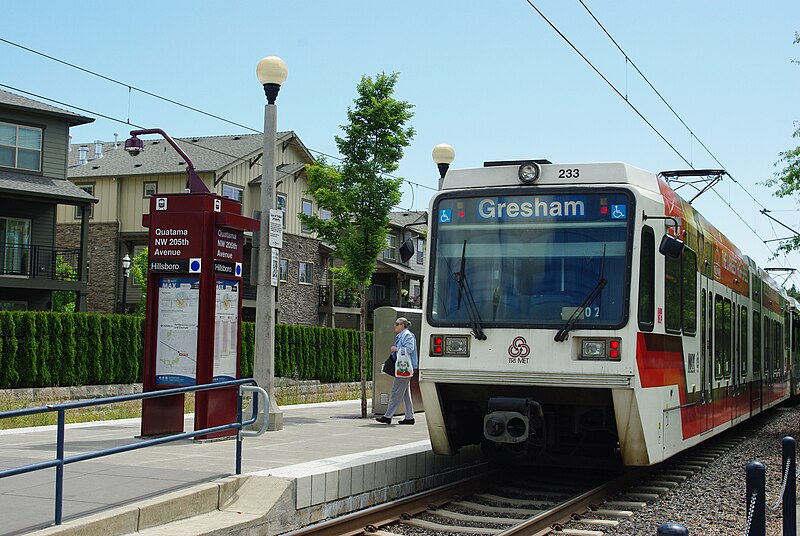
[382,355,396,376]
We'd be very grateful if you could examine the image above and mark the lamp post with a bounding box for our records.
[124,129,209,194]
[432,144,455,188]
[121,254,131,314]
[254,55,287,431]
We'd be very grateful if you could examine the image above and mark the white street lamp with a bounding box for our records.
[432,144,455,188]
[254,56,287,431]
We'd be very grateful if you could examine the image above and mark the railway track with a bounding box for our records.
[283,421,759,536]
[283,467,637,536]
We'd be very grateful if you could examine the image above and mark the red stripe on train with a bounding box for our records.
[635,332,704,438]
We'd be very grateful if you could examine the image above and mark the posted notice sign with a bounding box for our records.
[268,209,283,249]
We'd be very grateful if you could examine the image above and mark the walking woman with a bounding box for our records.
[376,317,418,425]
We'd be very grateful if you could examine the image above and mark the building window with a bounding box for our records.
[384,233,397,260]
[0,122,42,172]
[74,184,94,219]
[416,237,424,264]
[143,182,158,197]
[277,193,287,228]
[320,209,332,221]
[280,259,288,282]
[299,261,313,284]
[301,199,313,233]
[0,217,31,276]
[222,184,243,202]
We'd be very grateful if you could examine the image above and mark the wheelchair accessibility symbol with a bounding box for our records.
[611,205,626,219]
[439,209,452,223]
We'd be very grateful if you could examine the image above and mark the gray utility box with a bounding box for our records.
[372,306,424,415]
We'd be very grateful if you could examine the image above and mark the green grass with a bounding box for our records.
[0,385,370,430]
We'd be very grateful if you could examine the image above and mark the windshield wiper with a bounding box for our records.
[554,244,607,342]
[454,240,487,341]
[554,277,607,342]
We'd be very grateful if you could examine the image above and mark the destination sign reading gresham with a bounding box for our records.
[155,277,200,386]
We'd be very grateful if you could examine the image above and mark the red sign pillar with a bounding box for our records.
[140,193,258,438]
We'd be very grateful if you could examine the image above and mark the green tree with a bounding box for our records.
[52,255,77,312]
[130,248,149,315]
[764,33,800,255]
[300,72,415,417]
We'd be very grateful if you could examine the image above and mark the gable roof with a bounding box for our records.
[389,211,427,231]
[0,89,94,126]
[0,169,97,205]
[68,131,313,178]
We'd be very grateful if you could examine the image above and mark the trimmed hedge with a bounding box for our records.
[0,311,372,389]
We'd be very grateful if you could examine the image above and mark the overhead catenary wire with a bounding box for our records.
[0,38,436,206]
[0,81,433,212]
[522,0,798,278]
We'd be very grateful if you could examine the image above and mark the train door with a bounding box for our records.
[700,282,713,432]
[751,275,762,414]
[714,291,732,427]
[731,299,741,423]
[789,310,800,396]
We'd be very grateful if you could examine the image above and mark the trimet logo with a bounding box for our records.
[508,336,530,358]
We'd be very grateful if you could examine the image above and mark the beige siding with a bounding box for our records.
[56,175,118,223]
[118,172,189,232]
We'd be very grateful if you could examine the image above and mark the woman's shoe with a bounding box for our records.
[398,419,415,425]
[375,416,392,424]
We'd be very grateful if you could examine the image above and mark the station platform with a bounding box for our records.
[0,399,485,536]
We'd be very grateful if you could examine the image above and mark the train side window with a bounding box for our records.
[741,306,748,374]
[665,255,681,334]
[723,298,731,378]
[753,311,761,375]
[714,294,724,379]
[638,226,655,331]
[681,248,697,335]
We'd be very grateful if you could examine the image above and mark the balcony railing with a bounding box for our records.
[318,285,361,308]
[0,242,81,280]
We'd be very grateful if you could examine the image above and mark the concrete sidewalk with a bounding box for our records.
[0,400,433,535]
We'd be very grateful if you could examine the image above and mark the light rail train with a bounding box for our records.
[416,159,800,466]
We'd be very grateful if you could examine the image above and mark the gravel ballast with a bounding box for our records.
[598,403,800,535]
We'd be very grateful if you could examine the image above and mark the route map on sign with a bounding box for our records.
[155,277,200,386]
[213,279,239,382]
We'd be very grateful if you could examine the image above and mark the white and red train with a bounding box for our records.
[417,159,799,466]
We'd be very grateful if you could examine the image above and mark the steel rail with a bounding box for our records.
[280,472,495,536]
[496,471,640,536]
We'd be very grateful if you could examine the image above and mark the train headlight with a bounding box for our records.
[518,161,541,184]
[580,338,621,360]
[430,335,470,357]
[581,340,606,358]
[445,336,469,355]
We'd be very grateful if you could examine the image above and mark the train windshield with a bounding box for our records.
[428,190,633,328]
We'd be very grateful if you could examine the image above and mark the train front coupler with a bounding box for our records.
[483,397,545,452]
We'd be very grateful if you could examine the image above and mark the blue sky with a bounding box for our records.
[2,1,799,280]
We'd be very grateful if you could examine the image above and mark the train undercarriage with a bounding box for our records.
[437,383,621,466]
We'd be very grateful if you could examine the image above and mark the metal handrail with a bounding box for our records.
[0,378,268,526]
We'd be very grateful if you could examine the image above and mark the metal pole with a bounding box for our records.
[783,437,796,535]
[253,100,283,431]
[55,409,65,525]
[746,461,766,536]
[121,271,128,314]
